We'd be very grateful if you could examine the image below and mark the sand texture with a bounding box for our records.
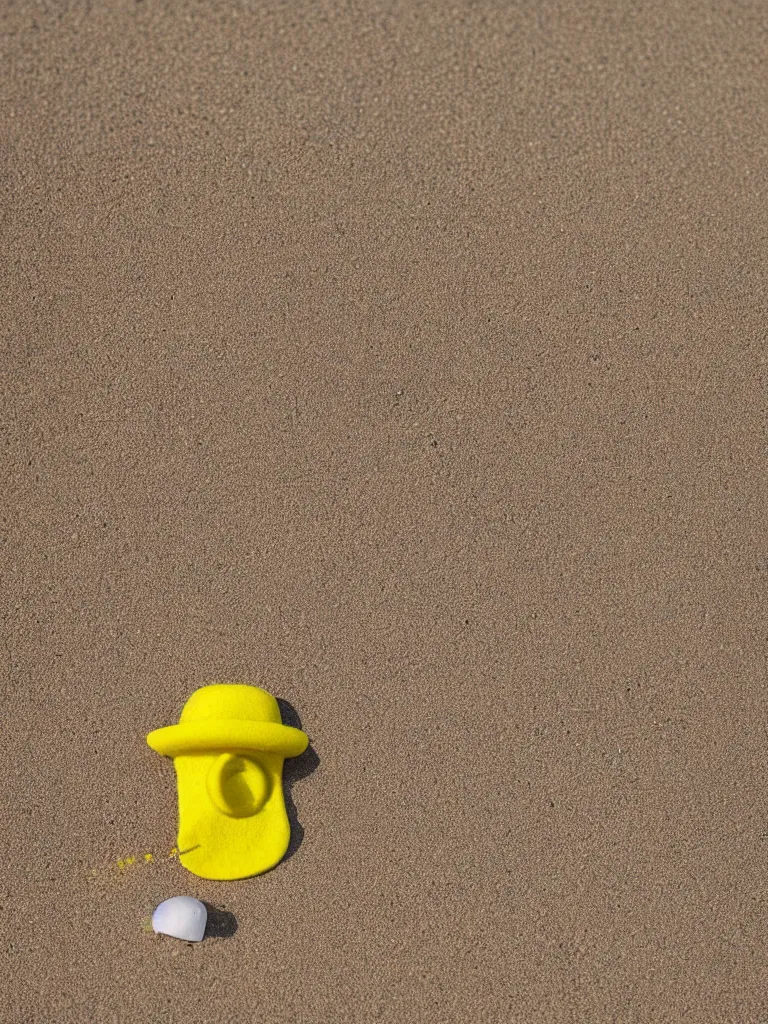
[3,0,768,1021]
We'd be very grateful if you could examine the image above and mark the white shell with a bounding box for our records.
[152,896,207,942]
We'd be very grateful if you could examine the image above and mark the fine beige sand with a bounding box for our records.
[3,1,768,1021]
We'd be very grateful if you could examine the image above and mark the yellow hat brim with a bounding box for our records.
[146,719,308,758]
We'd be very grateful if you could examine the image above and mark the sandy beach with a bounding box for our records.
[3,0,768,1020]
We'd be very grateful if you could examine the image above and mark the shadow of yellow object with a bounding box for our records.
[146,684,308,881]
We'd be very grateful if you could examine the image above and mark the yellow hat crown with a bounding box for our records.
[180,684,282,726]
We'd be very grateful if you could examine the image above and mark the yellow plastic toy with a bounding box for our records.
[146,683,308,881]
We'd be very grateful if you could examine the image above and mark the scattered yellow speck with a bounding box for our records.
[144,853,153,863]
[125,856,136,867]
[169,847,178,859]
[117,859,125,872]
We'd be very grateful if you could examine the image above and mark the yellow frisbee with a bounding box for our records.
[146,683,308,881]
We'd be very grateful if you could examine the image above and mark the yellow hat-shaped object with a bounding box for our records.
[146,684,308,881]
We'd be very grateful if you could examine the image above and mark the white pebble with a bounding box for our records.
[152,896,207,942]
